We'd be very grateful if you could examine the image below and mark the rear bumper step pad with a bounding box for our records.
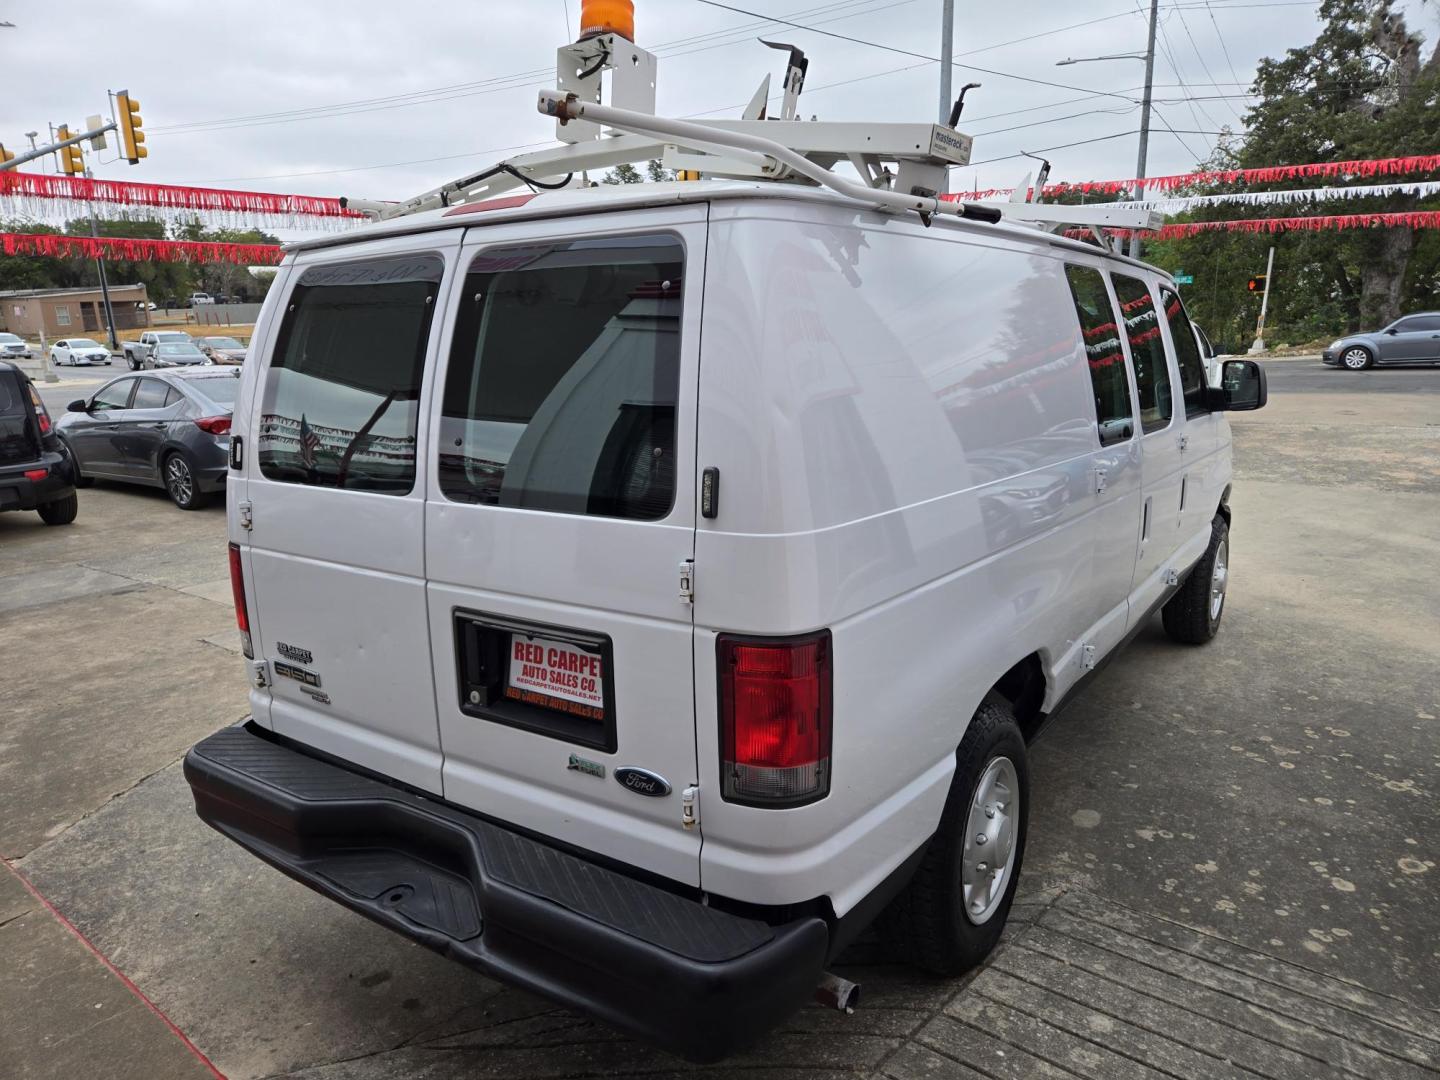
[183,724,828,1062]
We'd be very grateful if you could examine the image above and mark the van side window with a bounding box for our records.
[258,255,443,495]
[1111,275,1172,432]
[1063,265,1133,442]
[438,235,683,521]
[1160,287,1209,417]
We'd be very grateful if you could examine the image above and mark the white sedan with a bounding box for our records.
[50,338,113,366]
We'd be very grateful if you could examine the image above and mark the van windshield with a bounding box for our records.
[438,235,683,521]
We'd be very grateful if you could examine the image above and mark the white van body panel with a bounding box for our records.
[690,202,1147,910]
[241,231,463,793]
[425,207,707,886]
[227,185,1237,921]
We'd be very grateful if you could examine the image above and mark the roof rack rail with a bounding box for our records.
[343,18,1161,243]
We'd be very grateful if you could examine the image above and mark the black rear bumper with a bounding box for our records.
[184,724,829,1062]
[0,449,75,511]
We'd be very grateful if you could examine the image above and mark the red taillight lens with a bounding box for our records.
[194,415,232,436]
[719,631,832,805]
[228,542,254,659]
[27,385,52,434]
[24,468,48,481]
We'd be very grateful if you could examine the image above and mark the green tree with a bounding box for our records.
[1143,0,1440,341]
[602,163,643,184]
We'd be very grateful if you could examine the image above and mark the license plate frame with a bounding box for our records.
[453,609,617,752]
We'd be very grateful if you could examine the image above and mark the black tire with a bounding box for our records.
[880,697,1029,976]
[37,491,78,526]
[1340,345,1373,371]
[1162,514,1229,644]
[162,451,209,510]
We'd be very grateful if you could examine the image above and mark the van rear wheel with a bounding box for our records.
[880,698,1029,976]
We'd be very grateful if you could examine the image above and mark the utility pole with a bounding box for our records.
[1249,246,1276,354]
[83,165,120,352]
[1130,0,1159,260]
[938,0,954,124]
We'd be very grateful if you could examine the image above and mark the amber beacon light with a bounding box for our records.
[580,0,634,41]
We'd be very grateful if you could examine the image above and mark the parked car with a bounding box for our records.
[183,177,1267,1062]
[50,338,112,367]
[145,341,211,368]
[0,332,35,361]
[55,367,238,510]
[0,359,78,525]
[189,292,215,306]
[124,330,193,370]
[195,335,247,364]
[1323,311,1440,369]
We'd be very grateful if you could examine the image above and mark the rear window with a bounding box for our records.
[131,379,172,409]
[258,254,443,494]
[188,377,238,408]
[438,235,683,520]
[1064,265,1133,441]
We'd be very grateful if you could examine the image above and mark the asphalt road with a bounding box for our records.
[2,360,1437,1080]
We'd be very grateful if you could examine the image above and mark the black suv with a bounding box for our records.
[0,360,79,525]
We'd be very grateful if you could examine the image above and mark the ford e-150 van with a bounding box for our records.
[183,174,1267,1060]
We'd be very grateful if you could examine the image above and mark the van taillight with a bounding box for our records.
[228,542,253,659]
[718,631,832,806]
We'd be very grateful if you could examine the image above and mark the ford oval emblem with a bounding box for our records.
[614,767,671,798]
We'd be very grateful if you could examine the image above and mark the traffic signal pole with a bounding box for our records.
[83,166,120,352]
[1249,245,1276,354]
[0,121,114,171]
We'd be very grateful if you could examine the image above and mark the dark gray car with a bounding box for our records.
[1322,312,1440,370]
[55,368,238,509]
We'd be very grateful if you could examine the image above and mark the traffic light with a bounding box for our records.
[56,127,85,174]
[1246,275,1267,293]
[115,91,146,164]
[0,143,15,165]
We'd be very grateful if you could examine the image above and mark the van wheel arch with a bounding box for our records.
[994,654,1046,743]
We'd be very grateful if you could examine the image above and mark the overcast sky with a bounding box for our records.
[2,0,1435,215]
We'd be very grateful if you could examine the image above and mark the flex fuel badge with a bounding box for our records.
[567,753,605,779]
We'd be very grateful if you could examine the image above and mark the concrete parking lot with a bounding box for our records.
[2,360,1437,1079]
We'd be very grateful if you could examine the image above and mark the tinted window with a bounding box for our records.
[259,255,442,494]
[92,379,135,411]
[132,379,172,409]
[439,236,683,520]
[1397,315,1440,332]
[1112,275,1172,433]
[188,378,237,408]
[1161,288,1209,418]
[1064,265,1133,437]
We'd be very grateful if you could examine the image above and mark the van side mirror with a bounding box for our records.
[67,399,89,413]
[1209,359,1267,411]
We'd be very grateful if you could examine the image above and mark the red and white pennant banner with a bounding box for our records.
[1064,210,1440,241]
[0,170,364,232]
[953,153,1440,201]
[0,232,285,265]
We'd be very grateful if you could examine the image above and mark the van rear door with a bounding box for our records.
[424,209,705,885]
[240,234,460,793]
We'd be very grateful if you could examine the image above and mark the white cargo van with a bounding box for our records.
[183,23,1268,1064]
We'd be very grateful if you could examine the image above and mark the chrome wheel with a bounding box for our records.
[1209,538,1228,621]
[165,456,194,506]
[1342,347,1370,370]
[962,756,1019,926]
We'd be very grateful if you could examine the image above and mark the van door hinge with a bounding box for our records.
[681,785,699,829]
[238,500,253,530]
[1164,568,1180,586]
[251,661,269,689]
[1177,434,1190,452]
[679,559,694,604]
[1093,467,1108,495]
[1081,644,1097,670]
